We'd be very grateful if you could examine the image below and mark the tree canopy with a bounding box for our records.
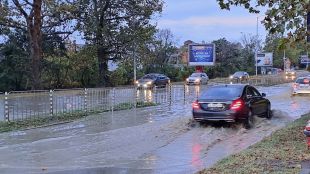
[217,0,309,44]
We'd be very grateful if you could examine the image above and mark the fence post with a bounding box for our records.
[4,92,9,122]
[183,84,186,104]
[84,88,88,113]
[169,84,172,106]
[49,90,53,116]
[153,86,157,104]
[112,88,115,113]
[134,87,137,108]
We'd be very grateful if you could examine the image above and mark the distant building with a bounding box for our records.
[168,40,196,66]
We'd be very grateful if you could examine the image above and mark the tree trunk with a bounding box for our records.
[97,46,109,86]
[28,0,43,89]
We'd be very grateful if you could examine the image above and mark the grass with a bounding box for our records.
[0,101,157,133]
[199,113,310,174]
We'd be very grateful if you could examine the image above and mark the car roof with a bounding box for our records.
[145,73,165,76]
[234,71,247,74]
[296,76,310,79]
[209,84,247,88]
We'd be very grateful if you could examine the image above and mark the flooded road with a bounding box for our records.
[0,83,310,174]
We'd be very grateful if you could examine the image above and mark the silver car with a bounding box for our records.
[292,76,310,95]
[186,72,209,85]
[230,71,249,83]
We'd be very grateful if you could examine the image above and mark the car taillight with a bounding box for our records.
[230,99,244,110]
[192,101,200,109]
[293,83,299,89]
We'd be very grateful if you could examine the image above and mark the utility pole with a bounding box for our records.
[255,16,259,76]
[283,49,286,71]
[133,45,137,84]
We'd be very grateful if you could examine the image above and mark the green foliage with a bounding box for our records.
[216,0,309,44]
[0,31,30,91]
[110,66,130,86]
[79,0,163,85]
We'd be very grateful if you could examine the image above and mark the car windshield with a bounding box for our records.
[234,72,245,76]
[199,86,243,100]
[141,74,157,80]
[296,78,310,84]
[190,73,201,77]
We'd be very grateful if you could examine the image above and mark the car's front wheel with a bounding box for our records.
[243,110,255,129]
[265,104,272,119]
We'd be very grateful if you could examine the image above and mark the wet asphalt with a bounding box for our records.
[1,83,310,174]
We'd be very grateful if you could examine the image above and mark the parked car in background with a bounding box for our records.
[186,72,209,85]
[229,71,249,83]
[136,73,170,89]
[292,76,310,95]
[192,84,272,129]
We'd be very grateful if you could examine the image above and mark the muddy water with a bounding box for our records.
[141,83,310,173]
[0,83,310,174]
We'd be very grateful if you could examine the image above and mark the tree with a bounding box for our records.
[79,0,163,86]
[0,31,30,91]
[210,38,243,77]
[0,0,79,89]
[139,29,178,73]
[217,0,309,44]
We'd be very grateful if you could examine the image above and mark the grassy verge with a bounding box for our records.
[199,113,310,174]
[0,101,157,133]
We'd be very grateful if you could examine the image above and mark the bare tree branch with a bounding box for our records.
[12,0,28,18]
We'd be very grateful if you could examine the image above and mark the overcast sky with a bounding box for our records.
[157,0,267,46]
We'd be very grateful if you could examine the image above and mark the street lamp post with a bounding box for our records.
[255,16,259,76]
[133,45,136,84]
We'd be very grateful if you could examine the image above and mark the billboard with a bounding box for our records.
[300,55,310,65]
[256,52,273,66]
[188,44,215,66]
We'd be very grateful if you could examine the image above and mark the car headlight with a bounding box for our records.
[286,72,288,74]
[186,78,189,81]
[135,81,139,84]
[195,79,200,82]
[146,81,153,85]
[229,75,233,79]
[239,77,242,79]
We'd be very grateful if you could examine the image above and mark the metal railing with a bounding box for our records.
[0,76,294,122]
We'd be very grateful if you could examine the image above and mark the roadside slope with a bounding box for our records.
[199,113,310,174]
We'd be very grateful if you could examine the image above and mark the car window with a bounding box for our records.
[246,87,260,97]
[296,78,310,84]
[199,86,243,100]
[190,73,201,77]
[234,72,244,76]
[142,75,156,80]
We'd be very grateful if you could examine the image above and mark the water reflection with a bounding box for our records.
[191,143,203,169]
[185,85,201,98]
[136,89,153,103]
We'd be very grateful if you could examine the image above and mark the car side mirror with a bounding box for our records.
[261,93,266,97]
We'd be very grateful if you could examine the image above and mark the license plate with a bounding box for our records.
[207,103,223,108]
[300,84,309,88]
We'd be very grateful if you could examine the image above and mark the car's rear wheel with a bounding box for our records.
[243,110,255,129]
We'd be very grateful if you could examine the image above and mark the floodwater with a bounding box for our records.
[0,83,310,174]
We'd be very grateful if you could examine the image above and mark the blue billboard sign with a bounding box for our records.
[300,55,310,65]
[188,44,215,66]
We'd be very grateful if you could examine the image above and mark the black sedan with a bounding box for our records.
[136,73,170,89]
[192,84,272,129]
